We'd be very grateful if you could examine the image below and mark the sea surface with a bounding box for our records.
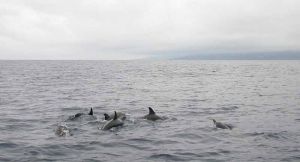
[0,60,299,162]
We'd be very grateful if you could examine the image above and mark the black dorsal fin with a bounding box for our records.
[148,107,155,115]
[212,119,216,124]
[113,111,118,120]
[104,113,110,120]
[88,108,93,115]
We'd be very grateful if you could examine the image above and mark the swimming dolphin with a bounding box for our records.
[104,111,126,121]
[143,107,162,121]
[68,108,93,120]
[101,111,124,130]
[212,119,233,130]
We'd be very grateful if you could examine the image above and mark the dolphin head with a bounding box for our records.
[74,113,82,118]
[104,113,110,120]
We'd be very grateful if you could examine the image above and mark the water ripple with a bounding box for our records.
[1,60,299,161]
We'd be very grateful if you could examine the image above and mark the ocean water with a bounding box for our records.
[0,60,299,162]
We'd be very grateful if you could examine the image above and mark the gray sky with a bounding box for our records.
[0,0,299,60]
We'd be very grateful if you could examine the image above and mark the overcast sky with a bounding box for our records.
[0,0,299,60]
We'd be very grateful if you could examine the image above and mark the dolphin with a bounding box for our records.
[104,111,126,121]
[101,111,124,130]
[212,119,233,130]
[143,107,162,121]
[68,108,93,120]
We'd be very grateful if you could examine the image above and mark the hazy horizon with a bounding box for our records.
[1,0,300,60]
[1,51,300,60]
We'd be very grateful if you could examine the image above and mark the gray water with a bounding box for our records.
[0,60,299,162]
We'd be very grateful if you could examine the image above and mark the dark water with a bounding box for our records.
[0,60,299,162]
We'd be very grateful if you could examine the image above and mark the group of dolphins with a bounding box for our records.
[66,107,163,130]
[103,107,165,130]
[61,106,233,132]
[55,106,233,136]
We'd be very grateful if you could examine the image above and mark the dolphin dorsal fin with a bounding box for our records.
[113,111,118,120]
[212,119,216,124]
[88,108,93,115]
[148,107,155,115]
[104,113,110,120]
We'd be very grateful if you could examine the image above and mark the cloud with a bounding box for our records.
[0,0,300,59]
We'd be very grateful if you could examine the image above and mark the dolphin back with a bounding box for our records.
[144,107,162,121]
[101,111,124,130]
[104,111,126,121]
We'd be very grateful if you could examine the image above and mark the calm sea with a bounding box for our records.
[0,60,299,162]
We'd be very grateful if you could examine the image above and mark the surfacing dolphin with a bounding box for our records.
[104,112,126,121]
[212,119,233,130]
[101,111,124,130]
[68,108,93,120]
[143,107,162,121]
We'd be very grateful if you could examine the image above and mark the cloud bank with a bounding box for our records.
[0,0,299,59]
